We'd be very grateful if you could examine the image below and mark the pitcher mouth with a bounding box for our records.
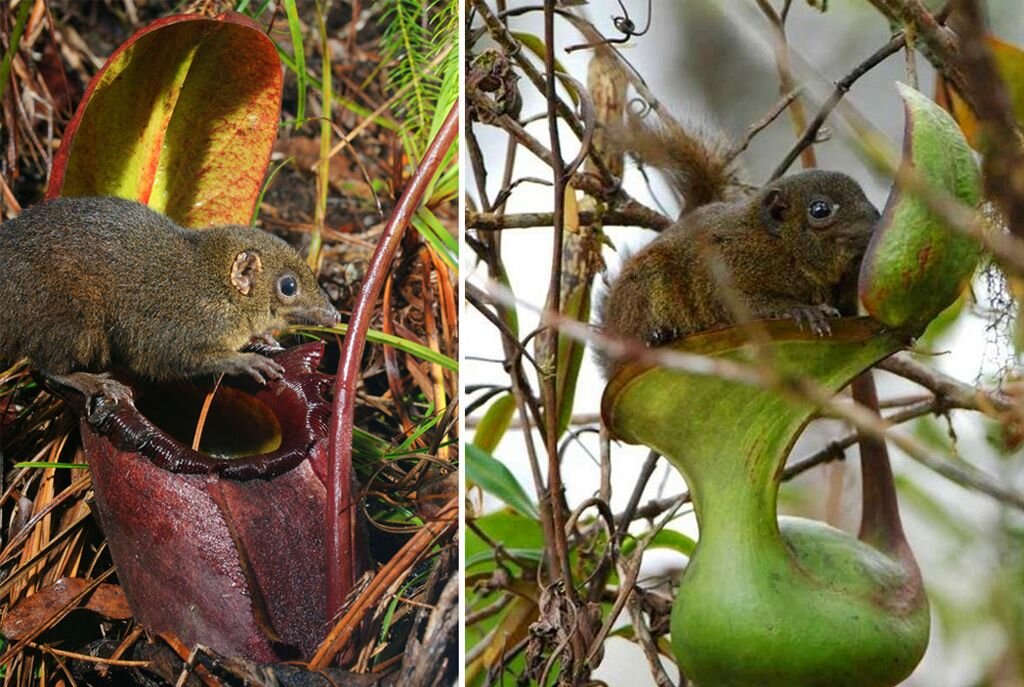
[81,342,331,480]
[134,385,284,458]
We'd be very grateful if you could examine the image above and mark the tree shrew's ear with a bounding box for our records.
[763,187,788,236]
[231,250,263,296]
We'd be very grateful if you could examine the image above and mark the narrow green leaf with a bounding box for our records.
[0,0,31,102]
[14,462,89,470]
[556,285,589,436]
[495,270,520,337]
[410,210,457,271]
[465,547,544,570]
[250,156,294,226]
[473,394,516,453]
[282,0,306,124]
[430,162,459,201]
[299,324,457,371]
[620,528,696,558]
[649,529,697,556]
[427,43,459,143]
[467,444,539,519]
[415,206,457,253]
[379,0,438,157]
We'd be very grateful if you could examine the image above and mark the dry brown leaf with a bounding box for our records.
[1,577,131,639]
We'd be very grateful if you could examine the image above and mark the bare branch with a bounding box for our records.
[771,32,905,180]
[468,206,670,232]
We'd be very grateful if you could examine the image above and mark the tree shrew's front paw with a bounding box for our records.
[220,352,286,384]
[244,332,285,354]
[786,304,840,336]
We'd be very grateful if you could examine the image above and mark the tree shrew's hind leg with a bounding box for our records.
[45,371,134,425]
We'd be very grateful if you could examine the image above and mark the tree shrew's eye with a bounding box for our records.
[807,198,837,226]
[278,274,298,298]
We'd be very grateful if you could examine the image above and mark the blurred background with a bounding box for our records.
[465,1,1024,685]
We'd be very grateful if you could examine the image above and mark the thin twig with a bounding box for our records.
[880,352,1012,413]
[727,86,803,162]
[864,0,972,110]
[757,0,817,170]
[771,31,905,180]
[626,591,675,687]
[465,283,540,370]
[614,450,661,536]
[468,206,670,232]
[539,7,581,673]
[586,499,687,664]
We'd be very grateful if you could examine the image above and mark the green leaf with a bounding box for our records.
[299,324,457,372]
[465,546,545,571]
[13,462,89,470]
[466,444,539,519]
[859,83,983,328]
[391,406,443,454]
[555,306,587,436]
[466,509,544,572]
[379,0,457,157]
[426,39,459,144]
[250,155,294,226]
[429,161,459,202]
[916,289,967,349]
[473,394,516,454]
[410,208,457,271]
[0,0,31,102]
[649,528,696,556]
[554,220,595,436]
[494,269,520,337]
[282,0,306,124]
[47,13,282,228]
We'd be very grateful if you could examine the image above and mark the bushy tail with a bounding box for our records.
[613,113,739,212]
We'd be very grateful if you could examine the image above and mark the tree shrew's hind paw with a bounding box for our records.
[46,371,135,425]
[648,327,682,347]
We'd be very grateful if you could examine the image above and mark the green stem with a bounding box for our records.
[0,0,33,102]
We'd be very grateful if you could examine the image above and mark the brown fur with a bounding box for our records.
[0,196,339,386]
[610,114,741,211]
[598,164,879,377]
